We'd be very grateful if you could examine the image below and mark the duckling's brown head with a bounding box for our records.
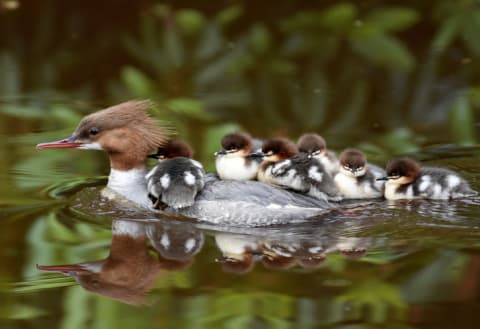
[261,138,298,163]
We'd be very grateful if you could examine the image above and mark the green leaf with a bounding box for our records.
[350,32,414,70]
[121,66,156,98]
[194,25,223,61]
[449,94,475,146]
[460,11,480,56]
[431,16,460,54]
[0,303,47,320]
[165,98,213,121]
[163,22,185,68]
[281,4,356,32]
[215,4,243,27]
[249,24,272,55]
[176,9,206,36]
[319,3,358,30]
[365,7,419,32]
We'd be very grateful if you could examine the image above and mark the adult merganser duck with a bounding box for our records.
[145,139,205,210]
[215,132,263,181]
[36,100,332,226]
[378,158,478,200]
[334,148,385,199]
[297,133,339,176]
[258,138,342,201]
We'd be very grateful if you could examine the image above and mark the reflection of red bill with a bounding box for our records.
[37,264,89,275]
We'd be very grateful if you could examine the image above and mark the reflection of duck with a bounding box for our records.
[335,237,371,259]
[147,220,204,261]
[214,233,259,274]
[37,219,201,304]
[261,240,330,269]
[36,101,332,226]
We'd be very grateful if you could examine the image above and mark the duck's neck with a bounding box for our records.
[106,167,151,208]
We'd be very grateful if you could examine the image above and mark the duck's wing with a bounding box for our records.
[198,174,330,208]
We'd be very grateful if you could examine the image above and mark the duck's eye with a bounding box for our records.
[227,148,238,153]
[312,150,321,156]
[356,166,364,172]
[343,165,350,170]
[89,127,99,136]
[265,151,274,156]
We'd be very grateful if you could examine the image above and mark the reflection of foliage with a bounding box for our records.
[334,281,407,323]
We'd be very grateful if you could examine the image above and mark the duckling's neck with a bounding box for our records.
[105,167,151,208]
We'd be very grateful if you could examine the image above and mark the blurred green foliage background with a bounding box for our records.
[1,0,480,169]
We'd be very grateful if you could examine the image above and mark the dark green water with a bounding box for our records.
[1,113,480,329]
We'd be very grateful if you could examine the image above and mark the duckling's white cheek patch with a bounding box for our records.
[79,142,103,150]
[184,171,196,186]
[160,174,170,189]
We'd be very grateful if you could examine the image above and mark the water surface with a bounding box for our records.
[1,114,480,329]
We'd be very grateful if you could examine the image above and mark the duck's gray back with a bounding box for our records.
[177,174,333,226]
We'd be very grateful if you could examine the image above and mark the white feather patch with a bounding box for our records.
[184,171,196,185]
[308,166,323,181]
[447,175,460,188]
[160,174,170,189]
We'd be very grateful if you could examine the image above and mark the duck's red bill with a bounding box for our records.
[36,138,81,149]
[37,264,87,274]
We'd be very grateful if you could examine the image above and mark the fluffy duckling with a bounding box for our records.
[297,133,339,176]
[146,140,205,209]
[257,137,299,184]
[379,158,478,200]
[215,132,263,181]
[333,148,385,199]
[259,138,342,201]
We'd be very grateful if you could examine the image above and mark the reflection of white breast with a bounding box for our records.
[215,234,258,258]
[334,173,382,199]
[216,156,259,181]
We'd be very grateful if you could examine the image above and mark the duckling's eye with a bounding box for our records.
[356,166,364,172]
[343,165,350,170]
[89,127,99,136]
[265,151,274,156]
[227,148,238,153]
[312,150,321,156]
